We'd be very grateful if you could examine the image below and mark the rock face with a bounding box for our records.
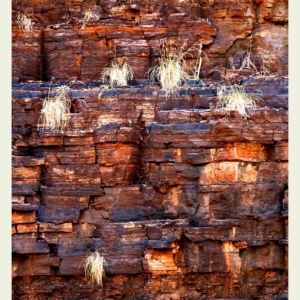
[12,0,288,299]
[12,0,288,82]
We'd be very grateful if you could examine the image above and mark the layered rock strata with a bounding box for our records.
[12,0,288,299]
[12,80,288,299]
[12,0,288,82]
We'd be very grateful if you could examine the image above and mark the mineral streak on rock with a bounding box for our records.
[12,0,288,299]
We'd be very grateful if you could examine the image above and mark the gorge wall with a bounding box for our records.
[12,0,288,299]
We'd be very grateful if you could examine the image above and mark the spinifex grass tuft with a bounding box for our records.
[216,85,264,119]
[81,10,99,29]
[16,12,37,37]
[147,39,204,96]
[83,251,107,287]
[38,85,72,131]
[147,54,189,96]
[102,59,134,86]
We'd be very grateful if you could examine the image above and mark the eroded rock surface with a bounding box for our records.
[12,0,288,299]
[12,0,288,82]
[12,81,288,299]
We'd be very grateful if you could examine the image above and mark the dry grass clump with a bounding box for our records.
[241,52,276,78]
[81,10,99,29]
[237,36,276,78]
[148,54,189,96]
[147,39,203,96]
[38,85,72,132]
[38,81,86,131]
[102,57,134,86]
[83,250,107,287]
[216,85,264,119]
[16,12,37,37]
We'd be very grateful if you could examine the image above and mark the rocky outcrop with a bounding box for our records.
[12,80,288,299]
[12,0,288,82]
[12,0,288,299]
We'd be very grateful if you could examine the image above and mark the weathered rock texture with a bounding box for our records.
[12,0,288,299]
[12,0,288,82]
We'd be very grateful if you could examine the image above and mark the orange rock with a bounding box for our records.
[214,143,267,162]
[143,249,178,273]
[38,222,73,233]
[41,195,89,209]
[12,166,41,181]
[100,164,138,186]
[29,133,64,147]
[43,165,101,186]
[17,223,38,233]
[12,211,36,224]
[97,143,139,165]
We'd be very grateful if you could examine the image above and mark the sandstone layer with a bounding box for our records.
[12,0,288,299]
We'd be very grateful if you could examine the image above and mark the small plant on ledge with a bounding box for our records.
[102,57,134,86]
[38,82,85,132]
[16,12,37,38]
[81,10,99,29]
[147,38,204,96]
[237,36,278,78]
[82,250,107,288]
[216,84,264,119]
[38,85,72,132]
[101,41,134,87]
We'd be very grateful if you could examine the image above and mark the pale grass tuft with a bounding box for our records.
[239,35,277,78]
[82,10,99,29]
[216,85,264,119]
[147,39,204,96]
[38,82,86,132]
[16,12,37,37]
[83,250,107,287]
[147,54,189,96]
[241,52,276,78]
[102,58,134,86]
[38,85,72,132]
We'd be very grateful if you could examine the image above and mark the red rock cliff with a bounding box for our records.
[12,0,288,299]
